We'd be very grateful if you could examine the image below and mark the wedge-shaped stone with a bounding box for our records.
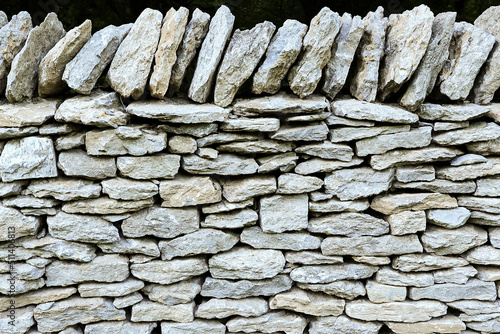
[260,194,308,233]
[232,92,328,116]
[131,300,194,322]
[322,235,423,256]
[19,235,97,262]
[252,19,307,94]
[285,251,342,265]
[458,196,500,214]
[58,149,116,179]
[393,253,469,272]
[394,179,476,193]
[78,278,144,297]
[38,20,91,96]
[3,195,58,209]
[55,131,85,151]
[196,297,268,319]
[143,277,201,306]
[277,173,322,194]
[0,136,57,182]
[197,132,259,147]
[400,12,456,110]
[107,8,162,99]
[324,167,393,200]
[55,91,128,128]
[61,196,154,215]
[350,7,387,102]
[270,287,344,316]
[159,229,238,260]
[433,122,500,145]
[321,14,363,99]
[375,266,434,287]
[0,205,41,241]
[437,158,500,181]
[241,226,321,251]
[102,177,157,201]
[217,139,293,154]
[0,12,32,94]
[387,211,426,235]
[0,126,37,139]
[201,275,292,299]
[149,7,189,99]
[409,279,497,302]
[122,206,199,238]
[418,103,489,121]
[27,177,100,201]
[473,6,500,103]
[271,122,329,141]
[189,6,234,103]
[332,99,418,123]
[288,7,340,98]
[421,225,487,255]
[131,258,208,285]
[226,311,307,334]
[6,13,65,102]
[203,208,258,229]
[85,126,166,156]
[309,213,389,237]
[47,212,119,243]
[387,315,466,334]
[220,117,280,132]
[330,124,410,142]
[34,297,125,332]
[98,237,159,257]
[85,321,157,334]
[168,8,210,95]
[366,280,406,303]
[435,121,470,131]
[346,300,447,323]
[63,24,131,94]
[297,280,365,300]
[0,287,76,312]
[214,21,275,106]
[464,245,500,265]
[426,208,470,229]
[309,315,382,334]
[258,152,299,173]
[209,247,285,280]
[117,154,179,180]
[378,5,433,100]
[161,320,224,334]
[202,199,253,214]
[0,98,59,127]
[295,141,353,161]
[309,198,369,213]
[290,263,378,284]
[45,254,129,286]
[371,192,457,215]
[295,157,363,175]
[159,175,220,207]
[438,22,495,100]
[182,154,258,175]
[356,126,432,156]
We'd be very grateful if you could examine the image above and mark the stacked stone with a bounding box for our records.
[0,88,500,333]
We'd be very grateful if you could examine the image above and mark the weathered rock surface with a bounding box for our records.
[294,157,363,174]
[196,297,268,318]
[161,320,225,334]
[309,197,369,213]
[252,19,307,94]
[130,300,194,322]
[203,208,258,229]
[421,225,487,255]
[393,253,469,271]
[98,237,159,257]
[260,194,308,232]
[387,315,466,334]
[451,153,488,166]
[426,207,471,228]
[102,177,157,200]
[417,103,488,121]
[295,141,353,161]
[277,173,323,194]
[366,280,406,303]
[309,212,389,237]
[290,263,378,284]
[183,153,258,175]
[61,196,154,215]
[356,126,432,156]
[226,311,307,334]
[297,280,366,300]
[189,6,234,103]
[309,315,382,334]
[85,321,157,334]
[78,278,144,297]
[58,149,116,179]
[131,258,208,284]
[433,122,500,146]
[258,152,299,173]
[371,192,457,214]
[324,167,393,200]
[0,205,41,241]
[467,137,500,155]
[6,13,65,102]
[465,245,500,265]
[107,8,162,99]
[169,135,197,153]
[214,21,275,106]
[201,275,293,299]
[117,154,179,179]
[409,279,497,302]
[47,212,119,243]
[436,158,500,180]
[241,226,321,250]
[143,277,201,305]
[330,124,410,142]
[270,287,345,316]
[149,7,189,99]
[288,7,341,98]
[159,175,221,207]
[38,20,91,96]
[376,266,434,287]
[217,139,293,154]
[333,99,418,124]
[387,210,426,235]
[322,234,423,256]
[220,117,280,132]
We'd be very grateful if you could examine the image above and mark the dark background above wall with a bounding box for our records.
[1,0,499,31]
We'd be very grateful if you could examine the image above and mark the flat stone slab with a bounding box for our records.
[418,103,489,121]
[370,192,457,214]
[0,98,60,127]
[332,99,419,123]
[321,234,423,256]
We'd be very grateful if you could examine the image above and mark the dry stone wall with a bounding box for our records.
[1,3,500,334]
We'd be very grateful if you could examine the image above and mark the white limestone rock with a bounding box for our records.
[277,173,323,194]
[220,117,280,132]
[241,226,321,251]
[217,139,293,154]
[85,321,157,334]
[356,126,432,156]
[271,121,329,141]
[188,5,234,103]
[142,277,202,305]
[294,157,363,175]
[371,192,457,215]
[197,132,259,147]
[259,194,308,233]
[386,315,466,334]
[61,196,154,215]
[322,234,423,256]
[366,280,406,303]
[421,224,487,255]
[55,132,85,151]
[214,21,275,107]
[297,280,366,300]
[475,176,500,196]
[0,205,41,241]
[0,98,60,127]
[324,167,393,200]
[464,245,500,265]
[376,266,434,287]
[393,253,469,271]
[409,278,497,302]
[433,122,500,146]
[258,152,298,173]
[6,13,65,102]
[427,207,471,228]
[295,141,353,161]
[98,237,159,257]
[330,124,410,143]
[196,297,269,319]
[168,135,197,154]
[130,258,208,284]
[0,287,76,312]
[19,235,97,262]
[78,278,144,297]
[309,315,382,334]
[47,212,119,243]
[226,311,307,334]
[270,287,344,316]
[130,300,194,322]
[27,177,101,201]
[102,177,157,201]
[418,103,489,121]
[309,198,369,213]
[0,180,27,197]
[202,198,253,214]
[332,99,419,123]
[58,149,116,179]
[107,8,162,99]
[394,179,476,193]
[0,136,57,182]
[182,153,258,175]
[161,320,225,334]
[386,210,426,235]
[117,154,180,180]
[201,275,293,299]
[159,174,220,207]
[290,263,378,284]
[285,251,342,265]
[451,153,487,166]
[309,212,389,237]
[433,265,478,284]
[458,196,500,213]
[0,126,38,139]
[203,208,258,229]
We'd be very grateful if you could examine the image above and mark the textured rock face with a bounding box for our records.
[0,205,41,241]
[288,7,341,98]
[149,7,189,99]
[0,98,59,127]
[107,8,162,99]
[252,19,307,94]
[350,7,387,102]
[332,99,419,124]
[214,21,275,107]
[189,6,235,103]
[6,13,65,102]
[47,212,119,243]
[131,258,208,285]
[38,20,92,96]
[63,24,131,94]
[58,149,116,179]
[226,311,307,334]
[159,175,221,207]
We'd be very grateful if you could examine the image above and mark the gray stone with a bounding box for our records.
[409,279,497,302]
[294,157,363,175]
[434,121,470,131]
[241,226,321,250]
[197,132,259,147]
[3,195,58,208]
[0,306,34,334]
[295,141,353,161]
[451,153,487,166]
[371,147,463,170]
[214,21,275,106]
[0,126,38,139]
[297,280,366,300]
[149,7,189,99]
[371,192,457,215]
[19,235,97,262]
[122,206,199,238]
[376,266,434,287]
[421,224,487,255]
[257,152,299,173]
[196,297,269,318]
[309,198,369,213]
[0,98,60,128]
[475,176,500,196]
[61,196,154,215]
[47,212,119,243]
[0,136,57,182]
[309,315,382,334]
[226,311,307,334]
[201,275,293,299]
[457,196,500,214]
[98,237,160,257]
[220,117,280,132]
[209,247,285,280]
[161,320,225,334]
[285,251,342,265]
[117,154,180,180]
[271,122,329,141]
[0,275,44,295]
[433,265,478,284]
[277,173,323,194]
[387,315,466,334]
[159,123,218,139]
[6,13,65,102]
[393,253,469,271]
[252,19,307,94]
[55,132,85,151]
[0,205,40,241]
[418,103,489,121]
[182,153,258,175]
[476,266,500,281]
[160,175,220,207]
[290,263,378,284]
[356,126,432,156]
[469,211,500,226]
[394,179,476,193]
[330,124,410,143]
[203,208,258,229]
[131,258,208,284]
[465,245,500,265]
[102,177,157,200]
[38,20,91,96]
[324,167,393,200]
[386,210,426,235]
[202,198,253,214]
[467,136,500,155]
[260,194,308,233]
[167,135,197,154]
[188,6,234,103]
[309,212,389,237]
[196,147,218,159]
[78,278,144,297]
[0,180,27,197]
[270,287,345,316]
[0,287,76,312]
[63,24,131,94]
[217,139,293,154]
[321,13,364,99]
[433,122,500,146]
[332,99,418,123]
[427,207,471,228]
[322,234,423,256]
[142,277,201,306]
[85,321,157,334]
[107,8,162,99]
[130,300,194,322]
[58,149,116,179]
[366,280,406,303]
[29,177,101,201]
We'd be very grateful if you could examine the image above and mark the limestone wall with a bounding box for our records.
[0,3,500,334]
